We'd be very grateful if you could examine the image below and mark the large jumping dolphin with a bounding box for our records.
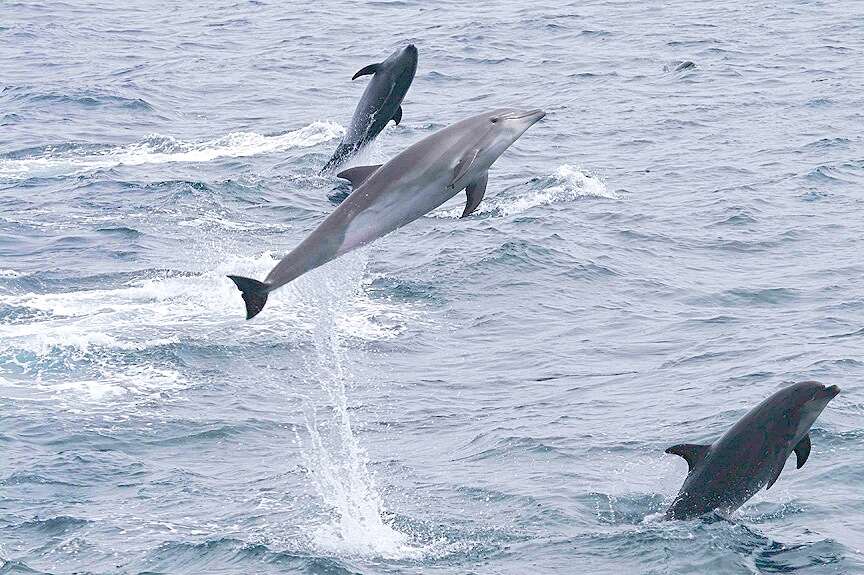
[320,44,418,174]
[229,107,545,319]
[665,381,840,520]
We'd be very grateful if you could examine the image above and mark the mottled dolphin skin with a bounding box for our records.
[320,44,418,174]
[665,381,840,520]
[229,107,545,319]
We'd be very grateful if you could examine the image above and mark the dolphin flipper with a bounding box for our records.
[392,105,403,125]
[227,275,269,320]
[794,434,811,469]
[337,164,382,188]
[461,172,488,218]
[665,444,710,472]
[352,63,380,80]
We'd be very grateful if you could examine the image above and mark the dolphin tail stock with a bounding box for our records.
[320,142,357,175]
[227,275,270,320]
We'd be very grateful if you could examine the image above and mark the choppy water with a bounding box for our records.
[2,1,863,573]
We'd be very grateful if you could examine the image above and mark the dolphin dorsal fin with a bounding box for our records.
[665,444,710,472]
[352,63,381,80]
[461,172,488,218]
[794,433,811,469]
[391,105,403,125]
[336,164,382,188]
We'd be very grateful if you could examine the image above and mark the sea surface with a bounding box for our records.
[2,2,863,574]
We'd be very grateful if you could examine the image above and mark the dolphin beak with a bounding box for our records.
[824,384,841,399]
[523,109,546,123]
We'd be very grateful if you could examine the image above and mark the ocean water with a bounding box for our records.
[1,1,863,573]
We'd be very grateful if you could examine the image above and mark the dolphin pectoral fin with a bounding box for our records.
[227,275,270,320]
[794,434,811,469]
[336,164,382,188]
[391,105,403,125]
[449,149,480,189]
[352,63,381,80]
[461,172,488,218]
[665,444,710,472]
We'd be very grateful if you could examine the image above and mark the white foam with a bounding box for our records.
[0,269,23,278]
[433,164,616,218]
[294,259,425,560]
[0,249,421,412]
[51,365,186,405]
[0,121,344,181]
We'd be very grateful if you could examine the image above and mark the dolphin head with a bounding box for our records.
[383,44,418,81]
[784,380,840,437]
[471,108,546,167]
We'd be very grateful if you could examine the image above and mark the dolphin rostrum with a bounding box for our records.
[229,107,546,319]
[321,44,418,174]
[665,381,840,520]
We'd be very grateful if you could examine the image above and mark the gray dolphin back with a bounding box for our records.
[228,107,545,320]
[321,44,418,173]
[664,381,839,520]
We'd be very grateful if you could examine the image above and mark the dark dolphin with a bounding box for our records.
[665,381,840,520]
[228,107,545,319]
[320,44,418,174]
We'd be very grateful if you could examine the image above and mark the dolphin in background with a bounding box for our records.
[664,381,840,520]
[320,44,418,174]
[229,107,545,319]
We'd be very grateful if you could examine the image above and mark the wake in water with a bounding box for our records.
[432,164,616,219]
[0,250,417,406]
[293,256,424,560]
[0,121,344,182]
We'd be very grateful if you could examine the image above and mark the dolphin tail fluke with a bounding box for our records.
[227,275,269,320]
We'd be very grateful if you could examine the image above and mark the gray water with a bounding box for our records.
[1,2,863,574]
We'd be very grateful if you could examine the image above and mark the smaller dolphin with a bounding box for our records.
[321,44,418,174]
[665,381,840,520]
[228,107,545,319]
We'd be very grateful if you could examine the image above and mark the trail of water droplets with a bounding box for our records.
[293,256,423,560]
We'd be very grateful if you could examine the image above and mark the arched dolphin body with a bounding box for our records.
[229,107,545,319]
[321,44,418,174]
[665,381,840,520]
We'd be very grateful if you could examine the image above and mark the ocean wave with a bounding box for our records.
[2,85,154,111]
[432,165,615,219]
[0,122,344,182]
[0,251,425,406]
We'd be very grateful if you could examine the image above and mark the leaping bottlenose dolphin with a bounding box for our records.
[321,44,418,174]
[665,381,840,520]
[229,107,545,319]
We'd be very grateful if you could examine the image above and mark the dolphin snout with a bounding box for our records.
[824,384,841,399]
[404,44,418,55]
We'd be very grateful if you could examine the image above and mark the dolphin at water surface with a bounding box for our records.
[320,44,418,174]
[665,381,840,520]
[229,107,545,319]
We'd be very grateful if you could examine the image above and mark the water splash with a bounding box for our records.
[432,164,615,219]
[294,255,423,560]
[0,121,344,181]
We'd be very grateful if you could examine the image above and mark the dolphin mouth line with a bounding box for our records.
[511,109,546,121]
